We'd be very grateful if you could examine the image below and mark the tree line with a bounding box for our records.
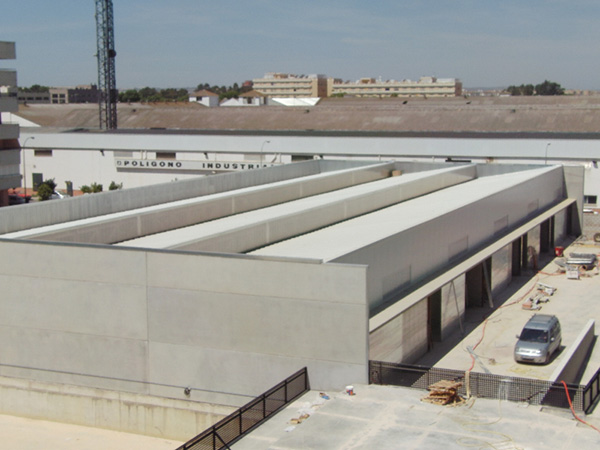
[506,80,565,96]
[118,82,251,103]
[19,82,252,103]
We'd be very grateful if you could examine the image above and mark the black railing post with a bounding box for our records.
[262,394,266,418]
[285,378,289,403]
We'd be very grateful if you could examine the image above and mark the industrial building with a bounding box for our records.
[0,157,583,439]
[0,41,20,207]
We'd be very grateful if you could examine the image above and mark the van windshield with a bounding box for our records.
[520,328,548,343]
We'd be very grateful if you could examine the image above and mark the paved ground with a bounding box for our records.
[419,240,600,387]
[234,385,600,450]
[0,414,183,450]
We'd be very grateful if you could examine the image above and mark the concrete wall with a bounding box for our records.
[527,225,541,270]
[554,208,568,244]
[369,298,428,363]
[491,244,512,295]
[582,212,600,239]
[0,240,370,409]
[0,376,234,441]
[440,275,466,341]
[550,320,595,384]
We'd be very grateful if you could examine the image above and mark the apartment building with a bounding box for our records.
[331,76,462,98]
[0,41,20,207]
[252,73,328,98]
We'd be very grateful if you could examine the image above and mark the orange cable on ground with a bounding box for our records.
[560,381,600,434]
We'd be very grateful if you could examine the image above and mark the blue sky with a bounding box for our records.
[2,1,600,90]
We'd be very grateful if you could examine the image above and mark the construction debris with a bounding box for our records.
[522,293,549,310]
[289,414,310,425]
[421,380,464,406]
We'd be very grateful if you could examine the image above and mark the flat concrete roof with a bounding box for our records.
[251,166,551,261]
[233,384,600,449]
[117,166,467,250]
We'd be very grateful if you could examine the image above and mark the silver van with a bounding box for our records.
[514,314,562,364]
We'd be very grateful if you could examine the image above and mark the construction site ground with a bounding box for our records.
[418,239,600,388]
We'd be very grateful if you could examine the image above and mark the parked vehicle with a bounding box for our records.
[514,314,562,364]
[50,190,71,200]
[8,194,30,205]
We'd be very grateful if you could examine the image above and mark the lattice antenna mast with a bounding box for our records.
[95,0,117,129]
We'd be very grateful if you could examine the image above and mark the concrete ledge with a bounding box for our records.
[0,376,235,441]
[550,319,595,384]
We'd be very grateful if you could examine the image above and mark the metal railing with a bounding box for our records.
[176,367,310,450]
[369,360,599,413]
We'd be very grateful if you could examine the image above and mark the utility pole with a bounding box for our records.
[95,0,117,129]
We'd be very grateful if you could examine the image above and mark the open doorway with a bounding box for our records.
[466,258,492,308]
[427,290,442,350]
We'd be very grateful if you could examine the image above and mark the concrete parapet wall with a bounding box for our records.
[169,165,477,253]
[0,376,234,441]
[550,319,595,384]
[348,167,565,310]
[0,159,377,235]
[2,161,393,244]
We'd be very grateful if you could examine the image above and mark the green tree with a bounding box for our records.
[19,84,50,93]
[36,178,57,201]
[535,80,564,95]
[506,84,534,96]
[119,89,141,102]
[138,87,158,101]
[80,182,103,194]
[109,181,123,190]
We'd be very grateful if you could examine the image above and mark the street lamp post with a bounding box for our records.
[545,142,551,165]
[260,140,271,167]
[22,137,35,202]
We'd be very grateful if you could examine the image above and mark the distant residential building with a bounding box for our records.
[0,41,20,207]
[331,76,462,98]
[49,85,100,104]
[253,73,329,98]
[189,89,219,107]
[220,90,266,107]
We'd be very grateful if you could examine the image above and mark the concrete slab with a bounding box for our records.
[233,385,600,449]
